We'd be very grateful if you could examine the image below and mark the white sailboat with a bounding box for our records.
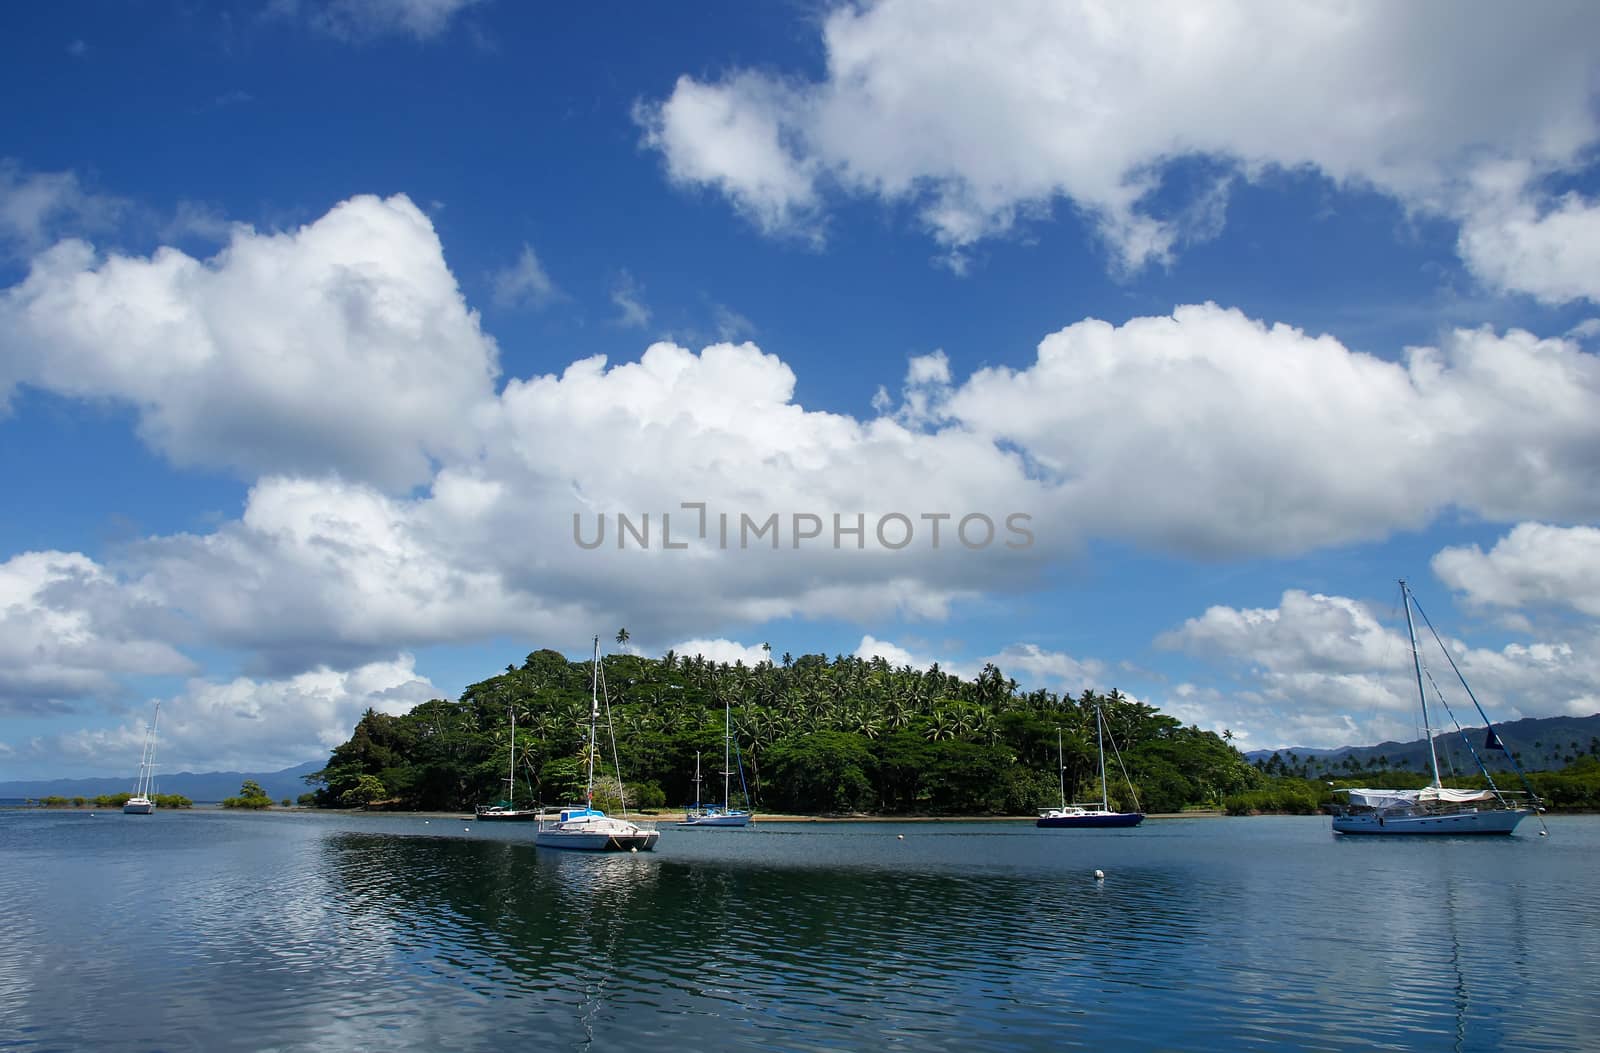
[1037,703,1143,828]
[678,697,751,827]
[474,706,540,821]
[1331,580,1541,836]
[123,701,161,815]
[534,637,660,852]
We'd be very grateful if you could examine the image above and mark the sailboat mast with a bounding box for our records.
[132,732,146,796]
[508,706,516,804]
[148,700,160,797]
[1097,704,1109,811]
[723,698,732,811]
[1057,728,1067,810]
[1401,580,1444,788]
[586,635,600,806]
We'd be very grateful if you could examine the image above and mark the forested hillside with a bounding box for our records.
[310,644,1261,815]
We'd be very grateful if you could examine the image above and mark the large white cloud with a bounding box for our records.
[1434,523,1600,617]
[9,189,1600,767]
[0,551,193,716]
[42,655,437,776]
[0,194,500,490]
[1159,588,1600,748]
[1458,192,1600,305]
[638,0,1600,294]
[667,638,773,667]
[986,643,1105,700]
[933,304,1600,555]
[124,474,558,674]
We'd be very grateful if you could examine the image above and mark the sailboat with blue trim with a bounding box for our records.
[534,636,660,852]
[1037,704,1143,829]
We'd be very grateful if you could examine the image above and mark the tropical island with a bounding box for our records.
[281,641,1540,818]
[304,644,1249,815]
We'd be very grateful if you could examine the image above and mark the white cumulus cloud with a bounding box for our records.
[638,1,1600,296]
[0,551,194,716]
[0,194,501,490]
[1434,523,1600,617]
[49,655,437,776]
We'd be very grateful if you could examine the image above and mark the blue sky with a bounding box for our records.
[3,0,1600,780]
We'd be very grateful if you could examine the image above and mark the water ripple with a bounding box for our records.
[3,811,1597,1051]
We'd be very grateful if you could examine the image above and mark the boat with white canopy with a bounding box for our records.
[1330,580,1542,836]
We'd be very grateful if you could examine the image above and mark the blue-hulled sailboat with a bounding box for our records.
[1037,704,1143,829]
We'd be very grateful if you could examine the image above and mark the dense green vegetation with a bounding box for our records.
[1225,756,1600,814]
[309,645,1262,815]
[221,780,274,809]
[32,793,192,809]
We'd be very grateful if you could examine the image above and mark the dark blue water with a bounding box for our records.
[2,810,1595,1051]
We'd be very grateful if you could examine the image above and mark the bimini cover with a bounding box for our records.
[1337,787,1495,807]
[1337,789,1423,808]
[1417,786,1496,804]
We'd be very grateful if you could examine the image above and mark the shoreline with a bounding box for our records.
[3,804,1226,821]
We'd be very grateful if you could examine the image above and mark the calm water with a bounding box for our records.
[2,810,1596,1052]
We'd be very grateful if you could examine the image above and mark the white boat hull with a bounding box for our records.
[1332,808,1531,835]
[534,808,660,851]
[122,797,154,815]
[535,828,661,851]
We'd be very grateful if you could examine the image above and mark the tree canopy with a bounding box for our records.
[308,648,1263,816]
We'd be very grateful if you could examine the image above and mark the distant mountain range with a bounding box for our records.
[1246,713,1600,774]
[0,760,324,802]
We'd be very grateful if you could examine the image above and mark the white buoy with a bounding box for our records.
[897,834,905,840]
[631,847,638,853]
[424,820,429,824]
[1094,869,1105,881]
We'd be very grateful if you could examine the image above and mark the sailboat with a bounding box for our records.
[1330,580,1541,836]
[678,698,752,827]
[474,706,540,821]
[1037,704,1143,828]
[534,637,660,852]
[123,700,161,815]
